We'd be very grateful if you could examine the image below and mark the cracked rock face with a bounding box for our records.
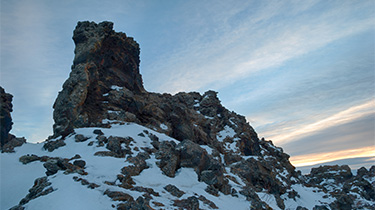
[53,21,144,138]
[51,21,261,162]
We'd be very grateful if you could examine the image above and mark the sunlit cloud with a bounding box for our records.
[291,146,375,167]
[263,100,375,144]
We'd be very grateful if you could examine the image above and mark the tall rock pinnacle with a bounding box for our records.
[52,21,262,158]
[53,21,144,137]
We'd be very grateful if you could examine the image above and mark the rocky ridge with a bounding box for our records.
[1,21,374,210]
[0,86,25,152]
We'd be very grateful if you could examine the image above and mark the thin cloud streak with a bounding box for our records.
[144,1,374,94]
[291,146,375,167]
[264,100,375,144]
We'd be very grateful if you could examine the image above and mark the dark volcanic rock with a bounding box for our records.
[51,22,262,161]
[173,196,200,210]
[0,86,25,152]
[18,177,54,206]
[164,184,185,198]
[0,86,13,148]
[155,141,180,177]
[53,21,144,137]
[177,139,231,195]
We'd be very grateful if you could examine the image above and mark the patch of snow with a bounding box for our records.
[107,110,121,114]
[204,116,214,120]
[217,125,236,142]
[200,145,213,155]
[283,184,334,209]
[244,155,260,161]
[0,144,46,209]
[110,85,123,91]
[24,173,116,210]
[132,155,250,209]
[102,93,109,97]
[160,123,168,130]
[257,192,280,210]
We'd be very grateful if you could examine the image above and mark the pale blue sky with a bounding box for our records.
[1,0,374,167]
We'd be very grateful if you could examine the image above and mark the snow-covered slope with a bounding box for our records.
[3,122,371,210]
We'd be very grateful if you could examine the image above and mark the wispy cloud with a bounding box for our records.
[143,0,375,94]
[291,146,375,167]
[263,100,375,144]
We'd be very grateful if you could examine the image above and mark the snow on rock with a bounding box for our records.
[2,122,374,209]
[111,85,123,91]
[217,125,236,142]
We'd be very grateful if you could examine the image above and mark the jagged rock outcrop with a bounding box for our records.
[52,21,260,159]
[0,86,26,152]
[53,21,144,137]
[50,21,301,208]
[4,21,373,210]
[306,165,375,209]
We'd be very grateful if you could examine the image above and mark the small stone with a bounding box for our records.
[19,154,40,164]
[75,134,89,142]
[173,196,199,210]
[164,184,185,197]
[73,160,86,168]
[93,129,104,135]
[138,133,145,137]
[43,139,66,152]
[43,159,60,176]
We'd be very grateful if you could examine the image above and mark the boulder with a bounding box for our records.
[164,184,185,198]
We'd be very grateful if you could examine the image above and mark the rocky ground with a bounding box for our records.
[1,21,374,210]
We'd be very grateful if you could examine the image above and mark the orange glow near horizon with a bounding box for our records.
[290,146,375,167]
[267,100,375,145]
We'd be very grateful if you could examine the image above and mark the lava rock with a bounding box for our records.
[164,184,185,198]
[0,86,13,148]
[75,134,89,142]
[155,141,180,177]
[19,154,41,164]
[73,160,86,168]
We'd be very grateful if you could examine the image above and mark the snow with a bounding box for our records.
[102,93,109,97]
[1,122,367,210]
[217,125,236,142]
[193,100,200,107]
[107,110,121,114]
[244,155,260,160]
[159,123,168,130]
[132,155,250,209]
[282,184,335,209]
[257,192,280,210]
[110,85,123,91]
[25,173,115,210]
[0,143,46,209]
[200,145,213,155]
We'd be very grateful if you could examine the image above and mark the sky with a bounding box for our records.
[1,0,374,170]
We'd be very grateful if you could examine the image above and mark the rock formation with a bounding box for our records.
[53,21,144,138]
[50,21,302,205]
[0,86,25,152]
[0,86,13,146]
[2,21,374,210]
[52,21,262,157]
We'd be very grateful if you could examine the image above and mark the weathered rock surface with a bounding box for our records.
[306,165,375,210]
[1,86,26,152]
[0,86,13,147]
[4,21,374,210]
